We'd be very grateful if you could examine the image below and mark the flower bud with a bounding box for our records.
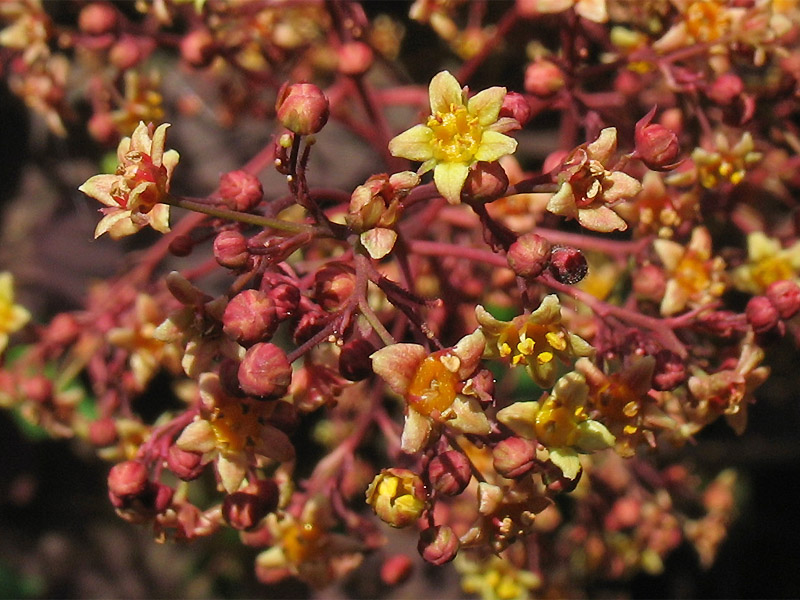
[261,280,301,321]
[108,460,149,498]
[78,3,117,35]
[633,264,667,301]
[223,290,278,346]
[44,313,81,346]
[507,233,551,278]
[109,36,143,71]
[214,230,249,270]
[427,450,471,496]
[292,308,328,345]
[222,480,279,530]
[339,338,376,381]
[462,161,509,203]
[168,234,194,257]
[366,468,426,528]
[548,246,588,284]
[180,28,216,68]
[766,279,800,320]
[418,525,459,565]
[21,375,53,404]
[381,554,413,586]
[88,417,118,447]
[524,59,565,97]
[219,170,263,212]
[88,111,117,145]
[635,109,680,171]
[238,343,292,399]
[337,41,374,75]
[167,445,205,481]
[276,83,330,135]
[708,73,744,106]
[313,264,356,311]
[746,295,780,334]
[492,436,537,478]
[652,349,687,391]
[499,92,530,128]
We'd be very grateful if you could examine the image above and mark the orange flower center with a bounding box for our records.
[592,378,640,434]
[427,104,482,163]
[534,401,582,448]
[685,0,728,42]
[283,522,324,564]
[407,355,458,416]
[674,253,711,296]
[210,396,269,453]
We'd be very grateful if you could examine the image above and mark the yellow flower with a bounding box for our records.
[388,70,518,204]
[456,553,541,600]
[0,271,30,353]
[365,468,426,527]
[732,231,800,294]
[78,121,178,239]
[691,132,762,189]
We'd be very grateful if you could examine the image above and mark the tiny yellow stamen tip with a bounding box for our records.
[537,351,554,364]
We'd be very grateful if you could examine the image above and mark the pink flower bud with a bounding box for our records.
[549,246,588,284]
[524,59,565,97]
[633,264,667,301]
[381,554,413,586]
[219,170,263,212]
[108,460,149,498]
[238,343,292,399]
[168,234,194,257]
[223,290,278,346]
[427,450,471,496]
[418,525,459,565]
[635,108,680,171]
[222,480,279,530]
[766,279,800,319]
[339,338,376,381]
[313,264,356,312]
[708,73,744,106]
[499,92,531,128]
[21,375,53,404]
[152,482,174,513]
[261,280,301,321]
[614,70,643,97]
[492,437,537,478]
[88,111,117,145]
[44,313,81,346]
[78,3,117,35]
[167,445,205,481]
[276,83,330,135]
[746,295,780,334]
[337,41,374,75]
[652,349,687,391]
[507,233,552,278]
[180,28,216,68]
[88,417,118,447]
[109,36,143,71]
[462,161,509,203]
[214,230,250,269]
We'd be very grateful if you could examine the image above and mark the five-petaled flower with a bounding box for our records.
[388,70,518,205]
[0,272,30,354]
[371,329,491,453]
[79,121,178,239]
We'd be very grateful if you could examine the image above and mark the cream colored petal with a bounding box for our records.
[585,127,617,164]
[150,123,171,166]
[147,204,171,234]
[95,209,137,239]
[574,419,615,452]
[603,171,642,203]
[468,86,506,126]
[452,329,486,379]
[530,294,562,324]
[401,409,432,454]
[79,174,121,207]
[660,278,688,316]
[576,205,628,232]
[162,149,180,182]
[446,395,491,435]
[176,419,218,453]
[475,131,517,162]
[496,401,539,439]
[546,182,578,218]
[653,238,684,271]
[388,125,435,162]
[129,121,152,154]
[429,70,463,115]
[534,0,575,13]
[548,448,581,479]
[360,228,397,259]
[371,343,428,395]
[217,452,247,493]
[575,0,608,23]
[433,161,470,205]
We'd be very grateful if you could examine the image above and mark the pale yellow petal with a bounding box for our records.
[429,70,463,115]
[468,86,506,126]
[433,161,470,205]
[388,125,435,162]
[475,130,517,162]
[79,174,121,207]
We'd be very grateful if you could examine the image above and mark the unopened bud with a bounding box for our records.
[507,233,551,278]
[169,234,194,257]
[427,450,471,496]
[337,41,374,75]
[167,445,205,481]
[109,36,143,71]
[223,290,278,346]
[238,343,292,399]
[21,375,53,404]
[78,3,117,35]
[88,111,117,145]
[339,338,376,381]
[108,460,149,498]
[633,264,667,301]
[214,230,249,270]
[746,295,780,334]
[261,280,300,321]
[219,170,263,212]
[499,92,530,128]
[313,264,356,312]
[44,313,81,346]
[492,437,537,478]
[635,109,680,171]
[276,83,330,135]
[292,309,328,345]
[524,59,565,97]
[766,279,800,319]
[88,417,118,447]
[708,73,744,106]
[549,246,588,284]
[418,525,459,565]
[180,28,216,68]
[381,554,413,586]
[462,161,509,203]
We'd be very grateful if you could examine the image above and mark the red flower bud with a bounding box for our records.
[167,445,205,481]
[180,28,216,68]
[292,309,328,345]
[88,111,117,145]
[219,170,263,212]
[746,295,780,334]
[418,525,459,565]
[549,246,588,284]
[492,437,537,478]
[214,230,250,270]
[524,59,565,97]
[223,289,279,346]
[708,73,744,106]
[222,480,279,530]
[381,554,413,586]
[109,36,143,71]
[108,460,149,498]
[499,92,531,128]
[507,233,552,278]
[261,279,301,321]
[169,234,194,257]
[78,3,117,35]
[635,108,680,171]
[633,264,667,302]
[314,264,356,312]
[427,450,472,496]
[766,279,800,319]
[276,83,330,135]
[88,417,118,447]
[44,313,81,346]
[21,375,53,404]
[337,41,374,75]
[238,343,292,399]
[339,338,376,381]
[462,161,509,203]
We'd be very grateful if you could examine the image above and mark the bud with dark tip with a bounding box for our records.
[418,525,459,565]
[549,246,588,284]
[427,450,472,496]
[223,290,279,346]
[507,233,551,278]
[492,437,537,478]
[276,83,330,135]
[238,343,292,399]
[214,230,249,270]
[219,170,263,212]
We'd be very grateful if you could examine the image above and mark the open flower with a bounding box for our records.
[79,121,178,239]
[476,295,594,389]
[731,232,800,294]
[371,330,491,453]
[546,128,641,232]
[0,272,30,354]
[388,70,518,204]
